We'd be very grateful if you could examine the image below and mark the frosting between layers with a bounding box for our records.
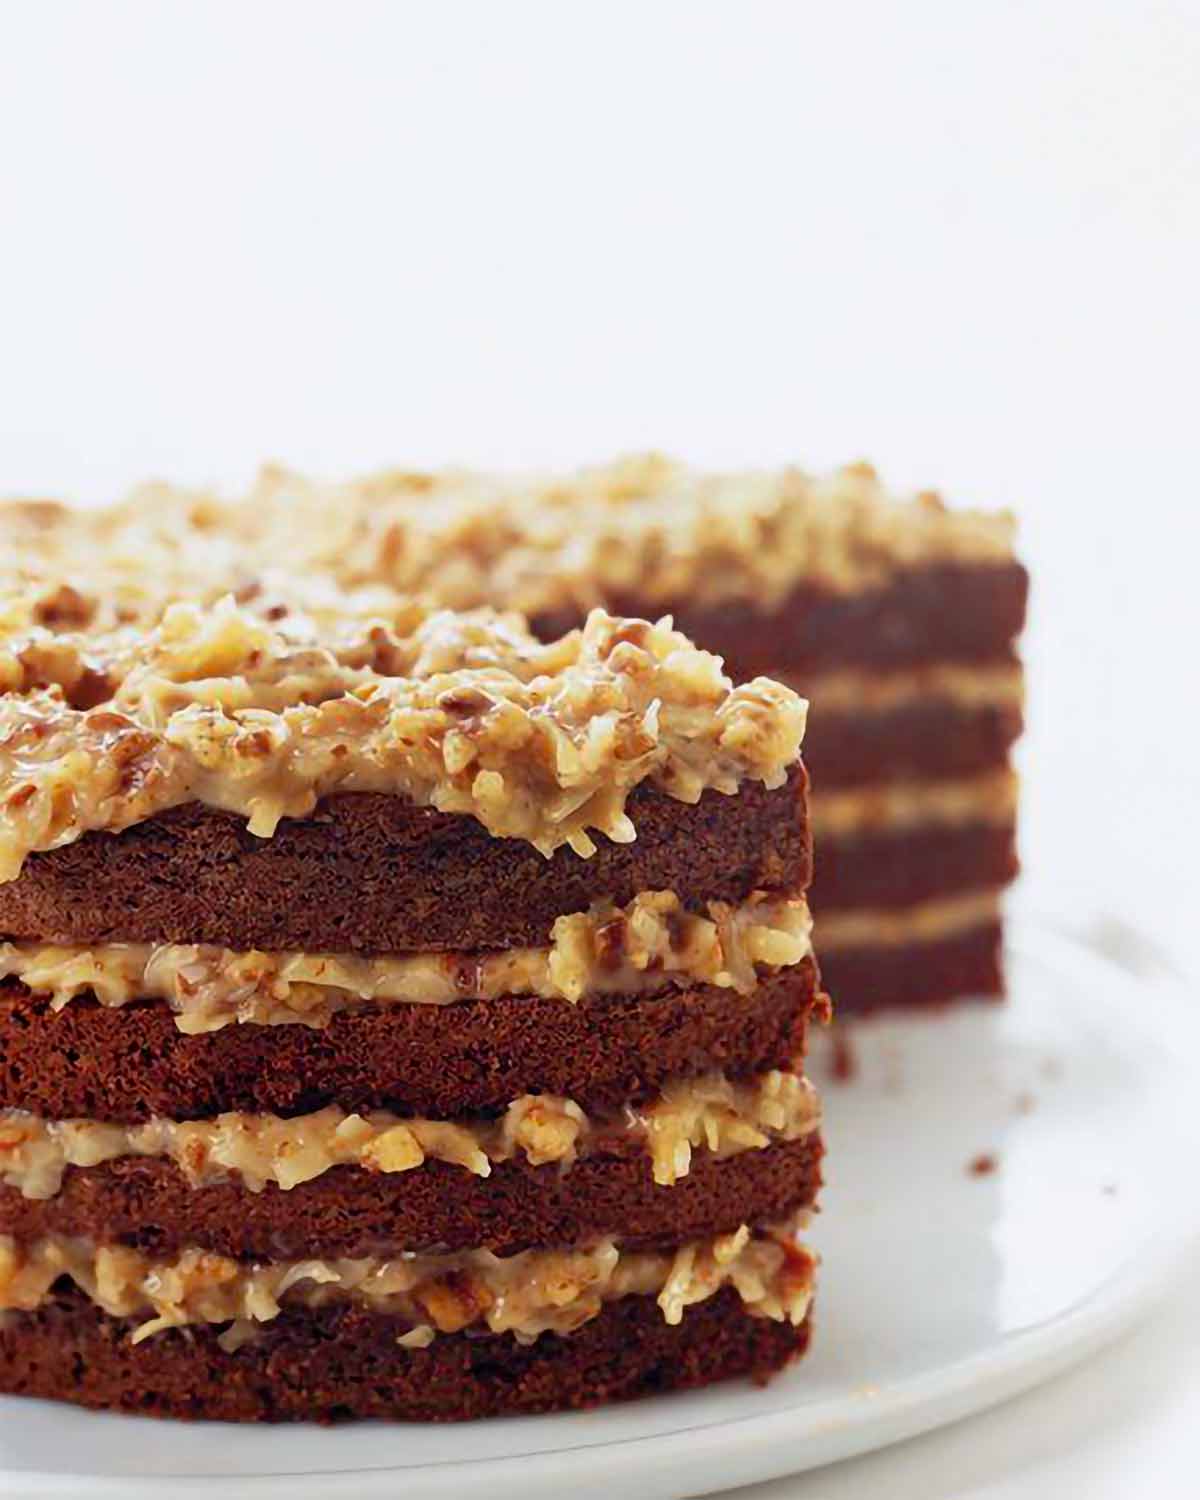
[812,769,1018,838]
[816,889,1002,953]
[3,455,1018,623]
[0,1223,816,1346]
[793,663,1024,716]
[0,1072,822,1199]
[0,891,813,1032]
[0,603,806,880]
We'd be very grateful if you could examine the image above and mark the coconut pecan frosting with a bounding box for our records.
[0,599,807,879]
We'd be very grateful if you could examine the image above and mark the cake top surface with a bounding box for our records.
[301,455,1017,613]
[0,592,807,880]
[1,454,1017,627]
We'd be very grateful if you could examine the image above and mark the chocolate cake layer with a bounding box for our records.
[803,700,1022,788]
[811,824,1017,911]
[0,961,820,1121]
[0,774,808,952]
[0,1132,823,1260]
[818,922,1002,1015]
[0,1284,807,1423]
[533,561,1029,677]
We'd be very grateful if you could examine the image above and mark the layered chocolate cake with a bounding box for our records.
[0,586,825,1421]
[232,456,1027,1013]
[0,457,1028,1014]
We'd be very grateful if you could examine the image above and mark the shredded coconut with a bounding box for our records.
[0,602,805,880]
[0,1071,820,1199]
[0,891,812,1031]
[816,888,1003,952]
[1,455,1018,630]
[0,1223,816,1345]
[813,768,1018,838]
[637,1070,821,1187]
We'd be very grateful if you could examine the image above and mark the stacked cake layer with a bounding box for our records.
[234,455,1026,1013]
[1,452,1027,1017]
[0,597,825,1421]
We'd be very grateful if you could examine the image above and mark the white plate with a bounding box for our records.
[1,921,1196,1500]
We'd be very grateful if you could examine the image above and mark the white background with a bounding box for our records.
[0,3,1197,1495]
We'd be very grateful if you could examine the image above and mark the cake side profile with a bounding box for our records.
[305,456,1027,1015]
[216,455,1024,1014]
[2,453,1025,1014]
[0,597,826,1421]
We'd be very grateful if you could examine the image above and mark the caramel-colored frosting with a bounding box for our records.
[248,456,1018,611]
[0,602,805,880]
[0,891,812,1032]
[816,888,1002,953]
[0,1223,816,1346]
[813,769,1018,838]
[2,454,1017,629]
[0,1071,821,1199]
[789,662,1023,716]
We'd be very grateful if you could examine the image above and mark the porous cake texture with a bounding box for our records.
[0,592,826,1421]
[2,451,1025,1011]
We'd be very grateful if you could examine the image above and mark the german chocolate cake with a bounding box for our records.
[176,455,1027,1014]
[0,561,826,1421]
[0,456,1028,1019]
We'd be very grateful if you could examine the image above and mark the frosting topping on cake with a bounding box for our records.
[0,602,806,879]
[3,454,1018,626]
